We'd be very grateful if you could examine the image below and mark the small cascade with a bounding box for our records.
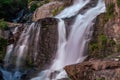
[4,44,14,66]
[31,0,106,80]
[1,22,41,80]
[14,23,36,69]
[1,0,106,80]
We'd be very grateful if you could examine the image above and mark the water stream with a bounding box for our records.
[0,0,106,80]
[31,0,106,80]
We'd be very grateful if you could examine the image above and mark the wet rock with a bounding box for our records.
[9,18,58,71]
[64,60,120,80]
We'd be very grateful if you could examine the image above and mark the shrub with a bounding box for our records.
[29,0,50,12]
[30,4,38,12]
[0,19,9,30]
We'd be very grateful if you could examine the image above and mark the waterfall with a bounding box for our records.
[2,0,106,80]
[14,23,36,69]
[31,0,106,80]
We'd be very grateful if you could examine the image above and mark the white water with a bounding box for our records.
[2,0,106,80]
[31,0,106,80]
[4,44,14,66]
[15,23,35,69]
[56,0,90,18]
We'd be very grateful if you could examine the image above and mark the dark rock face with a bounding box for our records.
[32,18,58,69]
[65,60,120,80]
[9,18,58,71]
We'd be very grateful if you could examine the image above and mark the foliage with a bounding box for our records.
[30,4,38,12]
[0,0,27,20]
[29,0,50,12]
[0,19,8,30]
[117,45,120,52]
[89,34,116,58]
[104,3,114,22]
[117,0,120,7]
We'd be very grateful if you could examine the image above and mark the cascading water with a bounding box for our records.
[31,0,106,80]
[1,22,41,80]
[1,0,106,80]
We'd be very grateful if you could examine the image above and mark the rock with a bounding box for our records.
[64,60,120,80]
[105,17,120,43]
[9,18,58,72]
[32,1,64,21]
[51,0,73,6]
[31,17,58,70]
[7,22,22,28]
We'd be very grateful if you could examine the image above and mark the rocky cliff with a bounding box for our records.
[64,0,120,80]
[0,0,120,80]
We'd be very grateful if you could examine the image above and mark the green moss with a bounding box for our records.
[89,34,116,58]
[0,19,9,30]
[104,3,114,22]
[52,6,64,16]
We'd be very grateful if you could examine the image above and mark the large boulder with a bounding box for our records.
[65,60,120,80]
[32,1,64,21]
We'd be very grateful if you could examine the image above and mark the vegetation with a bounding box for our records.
[0,0,27,20]
[104,3,114,22]
[52,6,64,16]
[29,0,50,12]
[88,2,116,59]
[0,19,9,30]
[117,0,120,7]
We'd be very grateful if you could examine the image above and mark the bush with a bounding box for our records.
[0,19,9,30]
[29,0,50,12]
[30,4,38,12]
[0,0,27,20]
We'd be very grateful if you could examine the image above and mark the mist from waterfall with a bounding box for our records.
[31,0,106,80]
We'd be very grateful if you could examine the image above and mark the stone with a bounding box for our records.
[32,1,64,21]
[64,60,120,80]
